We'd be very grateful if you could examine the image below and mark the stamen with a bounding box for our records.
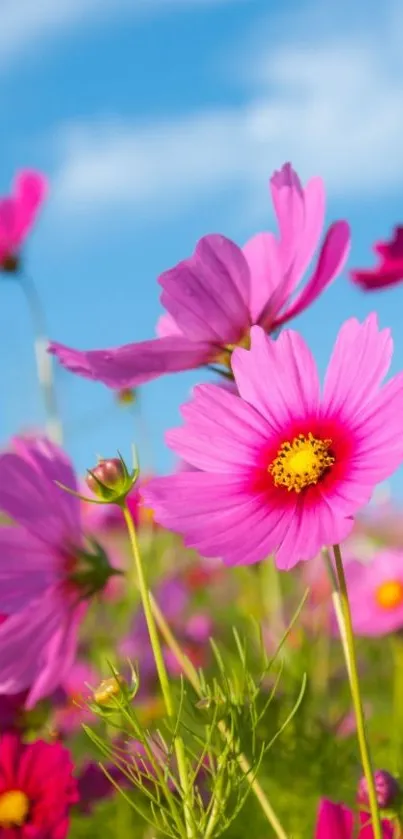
[269,432,335,493]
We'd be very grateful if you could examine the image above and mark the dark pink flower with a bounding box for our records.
[351,227,403,290]
[0,437,118,708]
[49,164,350,389]
[143,316,403,570]
[315,799,394,838]
[0,731,77,836]
[0,171,47,272]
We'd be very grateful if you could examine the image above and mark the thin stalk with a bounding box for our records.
[122,503,195,839]
[18,273,63,444]
[332,544,382,839]
[392,635,403,773]
[149,594,289,839]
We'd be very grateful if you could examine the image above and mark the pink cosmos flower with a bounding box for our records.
[0,732,77,836]
[0,436,118,709]
[315,799,394,838]
[143,315,403,570]
[341,551,403,636]
[351,227,403,291]
[49,163,350,388]
[0,170,47,272]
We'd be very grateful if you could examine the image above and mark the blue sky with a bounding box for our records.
[1,0,403,496]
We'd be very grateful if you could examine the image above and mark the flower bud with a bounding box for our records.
[85,453,139,504]
[87,458,125,494]
[93,675,126,706]
[358,769,400,809]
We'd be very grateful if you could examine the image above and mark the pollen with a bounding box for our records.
[269,432,335,493]
[0,790,29,827]
[375,580,403,610]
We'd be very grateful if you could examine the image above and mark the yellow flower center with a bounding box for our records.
[269,433,335,493]
[215,332,251,368]
[0,790,29,827]
[375,580,403,610]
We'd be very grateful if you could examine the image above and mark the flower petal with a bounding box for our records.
[232,325,320,427]
[322,314,393,422]
[166,382,270,472]
[0,590,70,699]
[274,220,351,329]
[242,233,282,323]
[0,440,80,547]
[0,528,55,613]
[159,234,251,343]
[49,336,213,388]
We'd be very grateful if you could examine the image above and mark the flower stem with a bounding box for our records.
[122,503,195,839]
[392,635,403,773]
[18,273,63,444]
[332,544,382,839]
[149,593,289,839]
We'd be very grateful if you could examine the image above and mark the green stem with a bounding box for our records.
[18,273,63,444]
[392,635,403,773]
[122,503,195,839]
[149,593,289,839]
[332,544,382,839]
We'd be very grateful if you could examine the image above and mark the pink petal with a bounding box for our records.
[12,436,81,540]
[49,335,213,388]
[232,325,320,428]
[26,601,84,709]
[0,528,55,613]
[0,590,70,699]
[159,234,251,343]
[314,800,352,839]
[274,221,351,329]
[242,232,282,323]
[270,163,305,276]
[13,170,47,243]
[322,314,393,422]
[166,382,270,472]
[156,313,184,338]
[0,442,80,547]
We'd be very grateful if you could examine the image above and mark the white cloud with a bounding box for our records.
[52,1,403,218]
[0,0,238,67]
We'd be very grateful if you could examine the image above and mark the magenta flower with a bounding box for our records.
[143,315,403,570]
[0,436,118,709]
[0,170,47,272]
[341,551,403,636]
[49,163,350,389]
[0,732,77,836]
[315,799,394,838]
[351,227,403,291]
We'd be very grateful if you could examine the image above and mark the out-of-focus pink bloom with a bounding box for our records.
[49,164,350,389]
[0,171,47,272]
[315,799,394,838]
[351,227,403,291]
[342,551,403,636]
[0,437,118,708]
[0,732,77,836]
[144,316,403,570]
